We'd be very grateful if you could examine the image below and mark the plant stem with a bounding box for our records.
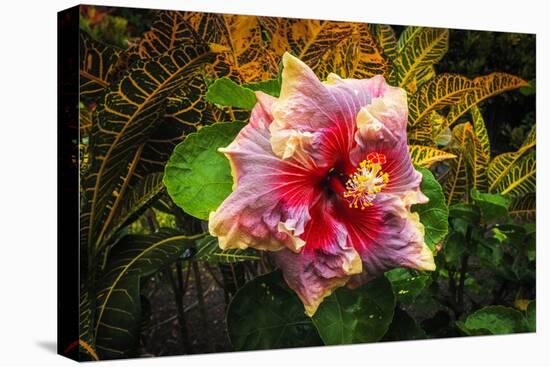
[192,261,213,352]
[457,254,469,314]
[457,226,472,316]
[230,263,239,290]
[167,264,192,353]
[203,262,224,289]
[228,106,236,121]
[177,261,191,296]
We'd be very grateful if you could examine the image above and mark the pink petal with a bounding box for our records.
[272,199,362,316]
[325,74,425,202]
[364,141,428,205]
[343,194,435,288]
[209,96,321,252]
[270,54,386,163]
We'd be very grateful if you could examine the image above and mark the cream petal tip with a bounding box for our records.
[415,243,436,271]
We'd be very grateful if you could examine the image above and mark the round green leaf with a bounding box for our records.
[164,122,245,220]
[226,270,323,351]
[449,203,481,224]
[311,276,395,345]
[413,167,449,251]
[443,231,466,265]
[470,189,511,222]
[244,78,282,97]
[457,305,527,335]
[205,77,257,110]
[385,268,431,303]
[383,307,427,341]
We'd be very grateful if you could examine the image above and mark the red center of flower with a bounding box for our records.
[322,152,389,210]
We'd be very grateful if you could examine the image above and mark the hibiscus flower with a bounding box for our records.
[209,53,435,316]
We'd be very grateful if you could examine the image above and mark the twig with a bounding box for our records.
[192,261,214,352]
[203,262,224,289]
[167,265,192,353]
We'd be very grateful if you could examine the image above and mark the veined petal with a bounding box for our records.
[209,100,319,252]
[209,54,436,314]
[272,53,338,133]
[344,194,435,288]
[373,141,428,204]
[271,129,315,160]
[270,53,398,169]
[337,81,424,202]
[250,91,276,128]
[272,199,362,316]
[354,85,408,148]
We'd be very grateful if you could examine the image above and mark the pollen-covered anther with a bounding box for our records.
[343,154,389,210]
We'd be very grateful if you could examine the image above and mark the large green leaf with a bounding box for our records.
[81,44,213,255]
[311,276,395,345]
[226,270,323,351]
[449,203,481,224]
[383,307,426,341]
[244,77,282,97]
[442,231,466,265]
[470,190,510,222]
[412,167,449,251]
[457,306,528,336]
[164,122,245,220]
[94,229,200,359]
[205,77,257,109]
[385,268,431,303]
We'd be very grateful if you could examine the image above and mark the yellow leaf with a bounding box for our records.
[184,12,279,82]
[409,145,456,168]
[393,27,449,89]
[442,123,488,204]
[368,24,398,61]
[434,73,527,140]
[80,31,122,102]
[408,74,479,127]
[318,23,391,79]
[489,151,536,197]
[514,299,530,311]
[470,106,491,159]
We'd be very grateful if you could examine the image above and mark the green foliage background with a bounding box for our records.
[75,6,536,361]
